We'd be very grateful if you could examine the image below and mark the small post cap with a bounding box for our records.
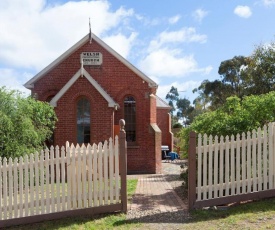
[119,119,125,131]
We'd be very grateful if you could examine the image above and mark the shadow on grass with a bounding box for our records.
[114,210,190,226]
[5,212,129,230]
[188,197,275,223]
[116,197,275,227]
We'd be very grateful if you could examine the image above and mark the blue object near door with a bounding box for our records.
[168,152,179,161]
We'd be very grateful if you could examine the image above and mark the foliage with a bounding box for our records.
[166,86,200,126]
[173,123,183,128]
[246,41,275,95]
[194,41,275,109]
[179,91,275,154]
[218,55,249,98]
[176,98,194,125]
[180,168,188,190]
[0,87,57,158]
[165,86,179,114]
[159,40,275,131]
[193,56,249,110]
[178,127,192,156]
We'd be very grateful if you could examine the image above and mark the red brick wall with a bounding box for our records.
[157,108,173,151]
[150,94,157,123]
[31,39,162,173]
[150,123,162,174]
[53,76,113,147]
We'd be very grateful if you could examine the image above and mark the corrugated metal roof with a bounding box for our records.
[156,95,171,109]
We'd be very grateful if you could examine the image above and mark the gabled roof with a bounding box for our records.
[156,95,171,109]
[50,68,118,108]
[24,33,158,89]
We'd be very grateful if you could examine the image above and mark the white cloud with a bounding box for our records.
[201,66,213,75]
[168,15,181,24]
[146,75,160,85]
[262,0,275,6]
[0,0,134,71]
[140,26,211,79]
[137,16,161,27]
[103,32,138,58]
[139,48,212,78]
[149,27,207,51]
[0,68,32,94]
[234,5,252,18]
[136,14,182,27]
[192,8,208,23]
[140,49,196,77]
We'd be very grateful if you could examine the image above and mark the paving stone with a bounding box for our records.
[127,160,189,223]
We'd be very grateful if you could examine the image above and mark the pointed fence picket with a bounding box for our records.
[189,122,275,210]
[0,129,127,228]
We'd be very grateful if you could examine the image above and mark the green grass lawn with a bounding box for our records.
[183,197,275,230]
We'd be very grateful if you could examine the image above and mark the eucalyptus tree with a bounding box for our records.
[166,86,195,126]
[165,86,179,114]
[246,41,275,95]
[218,55,249,98]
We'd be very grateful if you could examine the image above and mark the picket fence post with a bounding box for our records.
[119,119,127,213]
[188,131,196,210]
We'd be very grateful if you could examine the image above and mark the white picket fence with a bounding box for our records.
[0,137,120,221]
[196,122,275,202]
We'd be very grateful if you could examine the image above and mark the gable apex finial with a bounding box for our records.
[89,18,92,44]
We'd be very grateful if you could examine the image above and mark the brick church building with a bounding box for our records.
[24,33,173,174]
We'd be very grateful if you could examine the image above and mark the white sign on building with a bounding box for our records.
[81,52,103,65]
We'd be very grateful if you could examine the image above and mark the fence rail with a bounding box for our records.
[188,122,275,210]
[0,120,127,228]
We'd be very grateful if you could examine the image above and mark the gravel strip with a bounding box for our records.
[127,209,190,222]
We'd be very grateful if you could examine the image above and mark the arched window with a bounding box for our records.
[77,97,90,144]
[124,96,136,143]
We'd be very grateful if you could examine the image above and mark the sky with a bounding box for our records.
[1,0,275,103]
